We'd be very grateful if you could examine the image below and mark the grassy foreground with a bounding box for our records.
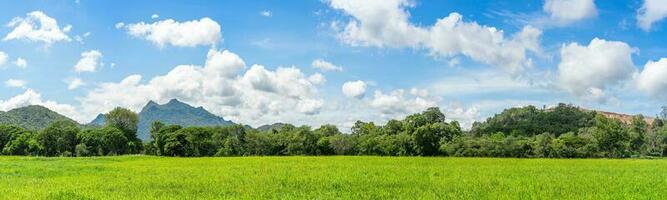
[0,156,666,199]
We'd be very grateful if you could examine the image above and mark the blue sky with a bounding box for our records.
[1,0,667,130]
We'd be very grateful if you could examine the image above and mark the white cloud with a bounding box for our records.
[370,89,438,115]
[3,11,71,45]
[115,22,125,29]
[0,52,7,66]
[123,18,221,48]
[65,77,85,90]
[14,57,27,68]
[0,89,81,122]
[74,32,91,44]
[329,0,425,48]
[558,38,636,102]
[342,80,367,99]
[74,50,103,72]
[151,14,159,19]
[637,58,667,99]
[312,59,343,72]
[431,69,548,97]
[427,15,542,74]
[297,99,323,115]
[328,0,542,75]
[441,102,480,129]
[260,11,272,17]
[5,79,27,88]
[78,49,325,126]
[637,0,667,31]
[543,0,597,25]
[308,73,326,85]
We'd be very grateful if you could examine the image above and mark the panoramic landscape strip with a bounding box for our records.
[1,103,666,158]
[2,0,667,199]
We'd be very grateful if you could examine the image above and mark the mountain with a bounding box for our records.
[0,105,79,130]
[90,99,234,141]
[89,114,105,126]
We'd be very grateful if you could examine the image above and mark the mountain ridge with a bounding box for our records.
[89,99,234,140]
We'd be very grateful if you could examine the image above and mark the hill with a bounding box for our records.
[0,105,79,130]
[588,110,655,125]
[90,99,234,140]
[472,103,656,137]
[256,123,289,132]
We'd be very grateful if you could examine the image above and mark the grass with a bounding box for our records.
[0,156,666,199]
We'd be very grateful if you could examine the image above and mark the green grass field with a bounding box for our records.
[0,156,665,199]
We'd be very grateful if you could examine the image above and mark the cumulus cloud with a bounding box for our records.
[312,59,343,72]
[342,80,367,99]
[3,11,71,45]
[308,73,326,85]
[77,49,324,126]
[637,0,667,31]
[121,18,221,48]
[543,0,597,25]
[151,14,159,19]
[0,89,81,122]
[370,88,439,115]
[328,0,542,75]
[637,58,667,99]
[0,52,7,66]
[260,11,272,17]
[74,50,102,72]
[65,77,85,90]
[14,57,27,68]
[5,79,27,88]
[558,38,636,102]
[114,22,125,29]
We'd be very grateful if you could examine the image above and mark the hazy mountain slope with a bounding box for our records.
[0,105,79,130]
[90,99,234,140]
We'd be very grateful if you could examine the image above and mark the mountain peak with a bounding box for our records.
[88,99,234,141]
[167,99,184,105]
[136,99,233,140]
[146,100,158,107]
[10,105,49,112]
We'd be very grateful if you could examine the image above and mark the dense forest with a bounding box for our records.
[1,104,666,158]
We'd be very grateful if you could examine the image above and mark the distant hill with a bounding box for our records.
[257,123,289,132]
[0,105,79,130]
[579,109,655,125]
[90,99,234,141]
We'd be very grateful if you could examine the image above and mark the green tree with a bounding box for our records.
[77,129,105,156]
[0,125,27,153]
[105,107,142,153]
[102,126,129,155]
[591,115,630,158]
[75,143,90,156]
[36,120,80,156]
[105,107,139,135]
[629,115,647,155]
[181,127,216,156]
[2,130,39,156]
[149,121,166,155]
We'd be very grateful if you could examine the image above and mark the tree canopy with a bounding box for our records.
[1,104,666,158]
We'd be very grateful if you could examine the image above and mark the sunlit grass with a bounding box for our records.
[0,156,665,199]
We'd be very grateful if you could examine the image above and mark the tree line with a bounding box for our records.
[1,104,666,158]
